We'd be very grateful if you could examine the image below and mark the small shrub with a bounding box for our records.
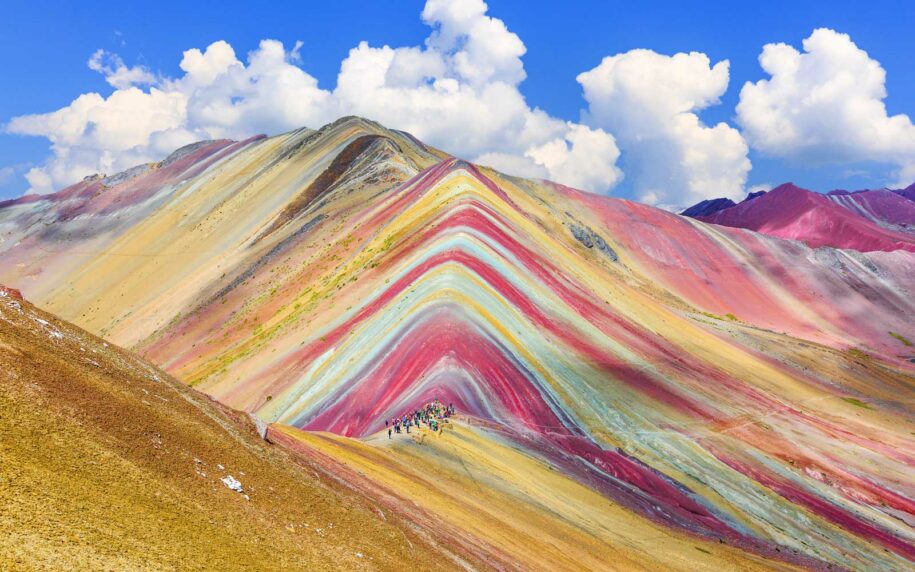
[842,397,870,409]
[889,331,913,347]
[847,348,870,360]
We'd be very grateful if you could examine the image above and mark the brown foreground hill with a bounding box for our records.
[0,285,469,571]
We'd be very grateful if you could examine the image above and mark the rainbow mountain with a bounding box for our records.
[1,117,914,570]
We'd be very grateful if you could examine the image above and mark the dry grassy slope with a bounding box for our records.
[272,423,804,572]
[0,286,471,571]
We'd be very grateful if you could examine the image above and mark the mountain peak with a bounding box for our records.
[896,181,915,202]
[767,181,812,196]
[679,197,735,217]
[695,181,915,251]
[310,115,407,142]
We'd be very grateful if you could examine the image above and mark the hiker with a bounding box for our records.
[380,400,456,440]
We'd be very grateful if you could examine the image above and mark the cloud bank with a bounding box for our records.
[578,50,750,207]
[737,28,915,187]
[7,0,624,195]
[4,2,911,204]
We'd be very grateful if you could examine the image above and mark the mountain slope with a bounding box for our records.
[272,422,804,571]
[1,117,914,570]
[680,197,736,217]
[0,285,468,570]
[692,183,915,252]
[893,182,915,202]
[826,188,915,229]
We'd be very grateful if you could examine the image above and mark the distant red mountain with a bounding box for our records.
[679,197,735,217]
[695,183,915,252]
[894,182,915,202]
[825,188,915,228]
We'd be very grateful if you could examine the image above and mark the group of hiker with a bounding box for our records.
[386,399,455,439]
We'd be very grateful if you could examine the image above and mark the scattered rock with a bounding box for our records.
[221,475,244,493]
[102,163,153,187]
[249,412,269,441]
[158,140,219,169]
[0,286,23,301]
[570,224,619,262]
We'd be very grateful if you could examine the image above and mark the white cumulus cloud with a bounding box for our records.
[8,88,187,194]
[737,28,915,187]
[6,9,915,203]
[88,49,157,89]
[577,49,750,208]
[475,122,623,192]
[5,0,622,196]
[523,123,623,191]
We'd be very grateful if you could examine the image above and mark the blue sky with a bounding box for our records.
[2,0,914,204]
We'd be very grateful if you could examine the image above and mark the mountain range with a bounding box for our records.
[682,182,915,252]
[1,117,913,570]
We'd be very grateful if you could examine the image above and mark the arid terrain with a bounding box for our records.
[0,285,471,570]
[1,117,913,570]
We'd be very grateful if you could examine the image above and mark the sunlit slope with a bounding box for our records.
[0,117,444,345]
[695,183,915,252]
[1,117,913,569]
[146,158,912,569]
[273,421,809,571]
[0,286,468,570]
[0,137,261,302]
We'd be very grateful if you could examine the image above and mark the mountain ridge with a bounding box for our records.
[687,182,915,252]
[1,116,914,570]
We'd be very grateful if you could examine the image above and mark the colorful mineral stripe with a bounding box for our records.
[1,117,912,570]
